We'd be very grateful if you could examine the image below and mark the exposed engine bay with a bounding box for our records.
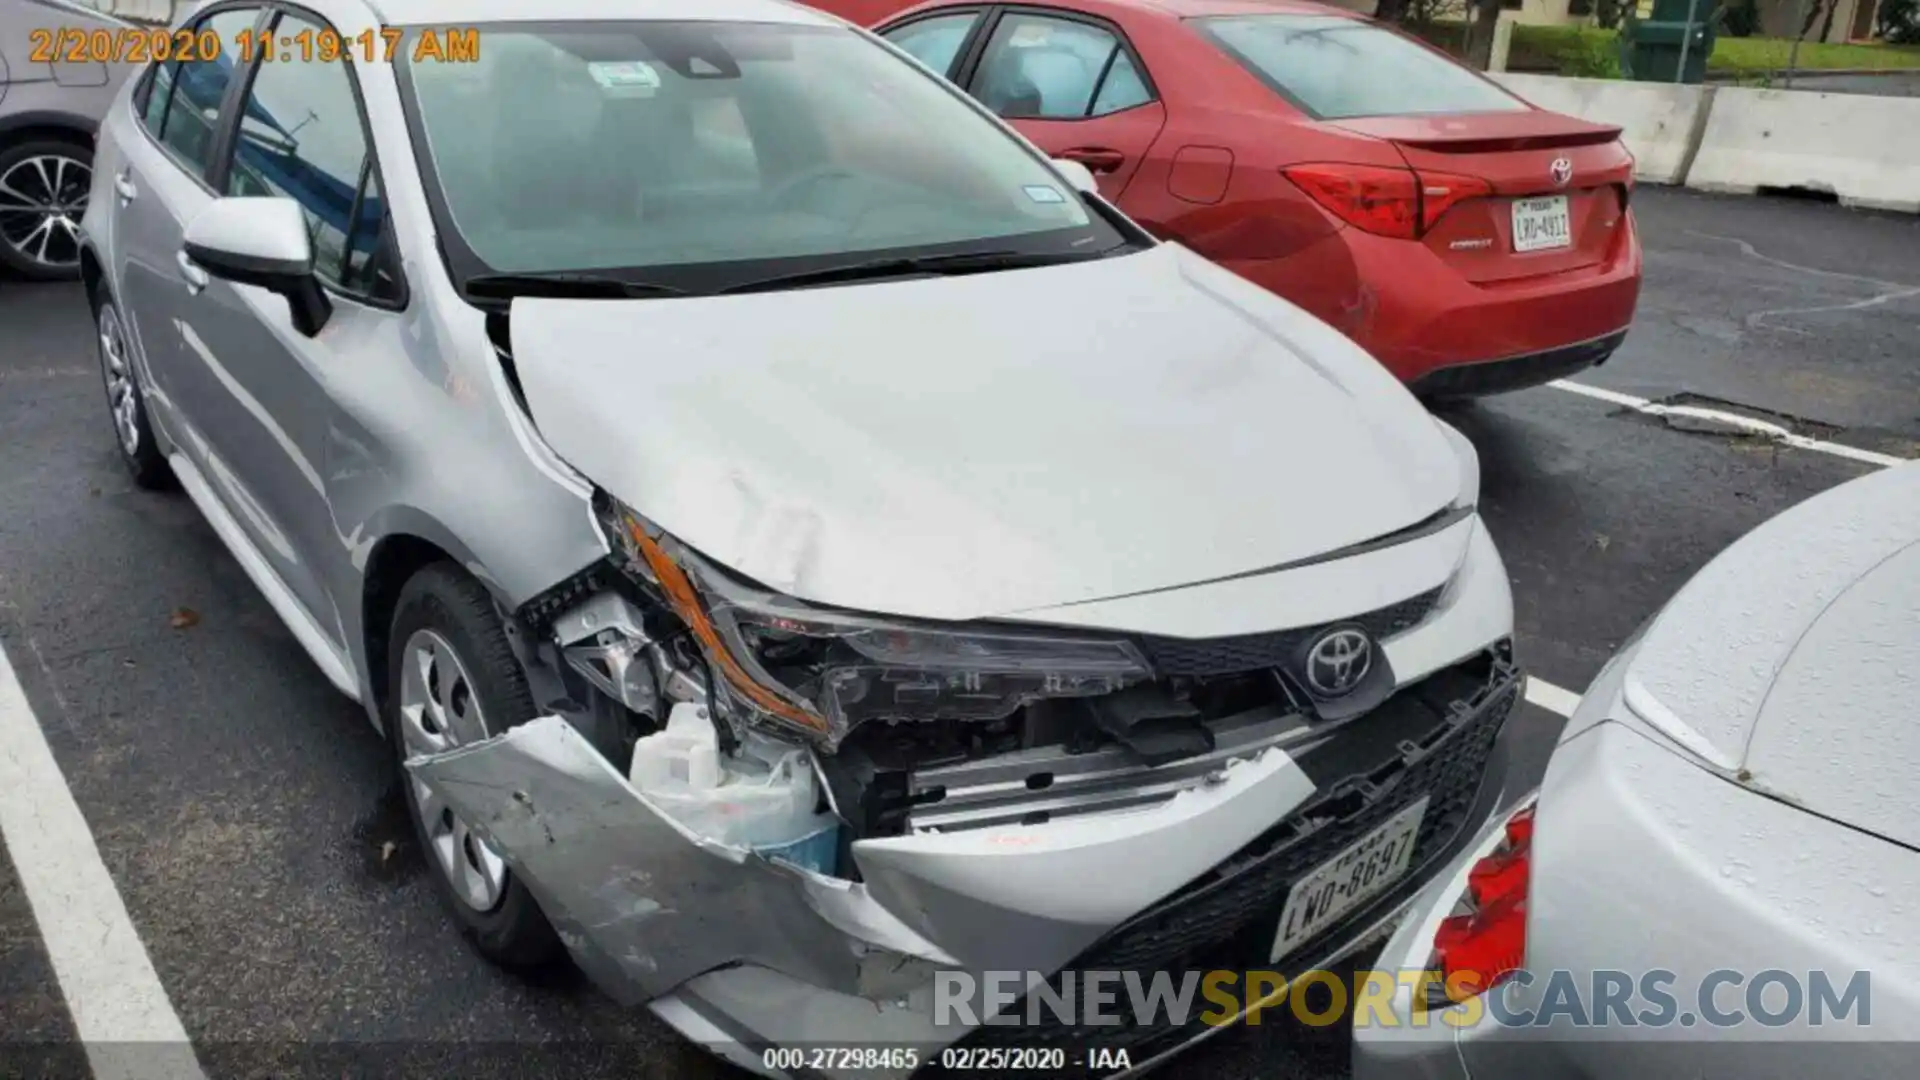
[500,490,1458,884]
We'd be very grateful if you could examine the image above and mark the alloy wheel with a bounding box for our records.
[398,628,510,913]
[0,153,90,273]
[97,303,141,458]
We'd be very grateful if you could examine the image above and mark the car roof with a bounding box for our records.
[1089,0,1363,18]
[362,0,837,27]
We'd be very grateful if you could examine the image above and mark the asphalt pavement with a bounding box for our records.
[1755,71,1920,97]
[0,187,1914,1080]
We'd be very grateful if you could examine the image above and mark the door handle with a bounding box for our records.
[1061,147,1127,173]
[176,250,209,294]
[114,170,138,202]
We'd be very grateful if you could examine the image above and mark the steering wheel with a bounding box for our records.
[765,164,861,213]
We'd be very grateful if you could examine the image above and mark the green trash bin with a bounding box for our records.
[1620,0,1716,84]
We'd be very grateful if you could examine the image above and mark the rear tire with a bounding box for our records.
[387,563,564,970]
[0,138,92,281]
[93,292,174,490]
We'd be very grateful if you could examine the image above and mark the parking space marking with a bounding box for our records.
[0,640,208,1080]
[1525,677,1581,719]
[1549,380,1909,470]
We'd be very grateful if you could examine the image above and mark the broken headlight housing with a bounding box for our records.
[600,501,1150,745]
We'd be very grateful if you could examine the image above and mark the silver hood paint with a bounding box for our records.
[509,244,1457,622]
[1623,461,1920,848]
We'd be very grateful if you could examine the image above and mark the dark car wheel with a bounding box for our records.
[387,562,564,970]
[0,138,93,280]
[93,293,174,489]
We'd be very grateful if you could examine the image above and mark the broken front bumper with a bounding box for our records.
[406,646,1520,1078]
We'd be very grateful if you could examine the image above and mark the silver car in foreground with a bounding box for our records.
[1357,460,1920,1080]
[84,0,1520,1071]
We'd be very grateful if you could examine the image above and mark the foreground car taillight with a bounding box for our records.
[1283,162,1492,240]
[1432,801,1535,1000]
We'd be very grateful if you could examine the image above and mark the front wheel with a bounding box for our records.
[387,563,563,969]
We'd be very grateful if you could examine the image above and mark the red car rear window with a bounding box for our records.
[1192,15,1527,120]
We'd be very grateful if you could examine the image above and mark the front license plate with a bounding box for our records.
[1511,195,1572,252]
[1270,797,1429,961]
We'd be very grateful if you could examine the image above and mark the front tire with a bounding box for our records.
[0,138,92,280]
[387,563,563,970]
[93,293,173,490]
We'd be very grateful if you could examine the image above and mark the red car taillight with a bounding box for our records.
[1283,163,1492,240]
[1432,802,1535,1000]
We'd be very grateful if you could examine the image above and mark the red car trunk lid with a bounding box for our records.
[1334,111,1634,285]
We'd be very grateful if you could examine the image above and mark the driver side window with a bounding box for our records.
[221,13,399,303]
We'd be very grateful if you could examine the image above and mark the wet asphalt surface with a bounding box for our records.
[0,187,1915,1079]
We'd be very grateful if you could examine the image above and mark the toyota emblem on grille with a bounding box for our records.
[1549,157,1574,187]
[1305,628,1373,696]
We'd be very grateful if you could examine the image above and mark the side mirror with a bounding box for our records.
[182,196,332,337]
[1050,158,1099,195]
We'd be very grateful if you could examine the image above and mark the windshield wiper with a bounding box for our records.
[716,249,1103,296]
[464,272,690,300]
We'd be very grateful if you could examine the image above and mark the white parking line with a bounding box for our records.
[0,640,208,1080]
[1525,677,1583,719]
[1529,377,1912,719]
[1550,380,1910,469]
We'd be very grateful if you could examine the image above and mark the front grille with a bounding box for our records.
[1136,586,1443,677]
[945,653,1519,1062]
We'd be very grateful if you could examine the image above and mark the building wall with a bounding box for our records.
[1523,0,1578,24]
[1759,0,1882,43]
[60,0,184,23]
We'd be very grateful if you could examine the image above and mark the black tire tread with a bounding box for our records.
[389,562,564,971]
[91,293,175,491]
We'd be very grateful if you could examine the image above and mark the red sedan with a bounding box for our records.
[814,0,1642,397]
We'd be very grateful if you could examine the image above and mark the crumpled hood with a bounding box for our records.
[1624,462,1920,850]
[510,244,1457,622]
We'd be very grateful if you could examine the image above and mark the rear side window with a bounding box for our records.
[1193,15,1525,120]
[972,14,1152,120]
[146,9,260,177]
[140,63,173,131]
[882,11,982,78]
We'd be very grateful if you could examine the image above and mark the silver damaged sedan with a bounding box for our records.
[82,0,1521,1071]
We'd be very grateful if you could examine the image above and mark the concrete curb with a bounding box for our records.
[1685,87,1920,213]
[1489,73,1920,214]
[1490,73,1711,185]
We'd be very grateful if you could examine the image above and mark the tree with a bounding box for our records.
[1797,0,1830,38]
[1883,0,1920,43]
[1460,0,1505,69]
[1722,0,1761,36]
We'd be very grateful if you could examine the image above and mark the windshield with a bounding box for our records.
[1192,15,1526,121]
[398,20,1124,290]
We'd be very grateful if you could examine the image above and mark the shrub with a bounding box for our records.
[1881,0,1920,44]
[1512,25,1624,77]
[1721,0,1761,37]
[1558,31,1625,76]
